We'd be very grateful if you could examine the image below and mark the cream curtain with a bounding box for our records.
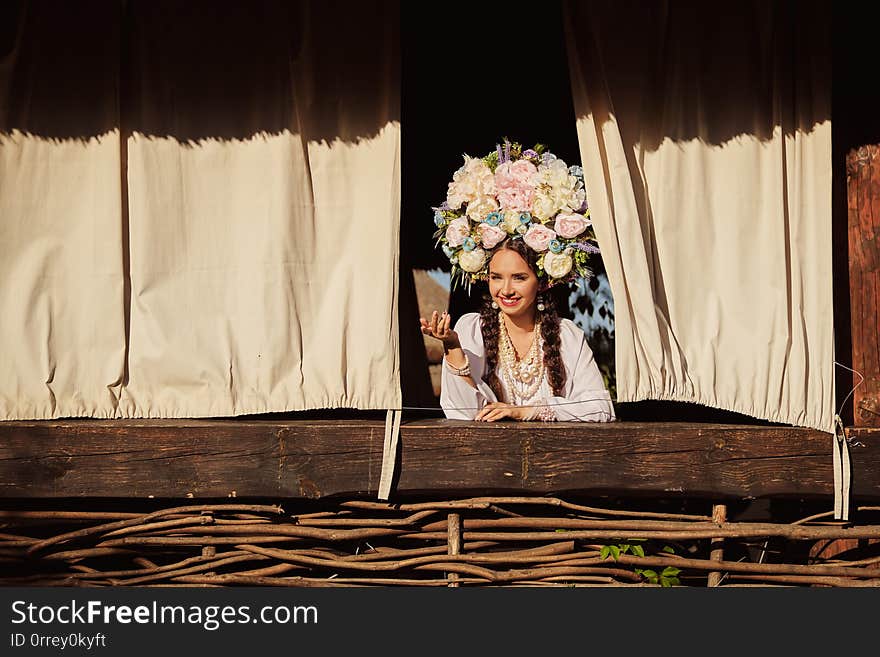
[564,0,834,432]
[0,2,126,419]
[0,0,401,419]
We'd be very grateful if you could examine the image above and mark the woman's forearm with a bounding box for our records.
[443,342,478,390]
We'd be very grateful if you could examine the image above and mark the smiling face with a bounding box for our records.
[488,247,539,322]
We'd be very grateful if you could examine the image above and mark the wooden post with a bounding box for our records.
[447,512,461,587]
[707,504,727,587]
[846,146,880,427]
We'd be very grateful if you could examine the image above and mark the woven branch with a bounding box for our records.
[342,497,711,521]
[3,498,880,587]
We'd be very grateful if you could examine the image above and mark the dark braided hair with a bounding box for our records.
[479,239,566,400]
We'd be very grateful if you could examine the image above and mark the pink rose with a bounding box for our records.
[497,187,534,212]
[508,159,538,184]
[478,223,507,249]
[495,160,537,212]
[445,217,470,247]
[553,212,591,239]
[523,224,556,252]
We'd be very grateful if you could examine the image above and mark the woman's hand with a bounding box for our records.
[419,310,459,347]
[475,401,529,422]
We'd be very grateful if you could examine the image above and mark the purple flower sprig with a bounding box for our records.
[571,241,601,254]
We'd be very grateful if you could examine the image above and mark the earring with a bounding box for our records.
[491,300,499,310]
[536,296,545,312]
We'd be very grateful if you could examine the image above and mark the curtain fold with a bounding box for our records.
[564,0,834,431]
[0,0,401,419]
[0,1,126,419]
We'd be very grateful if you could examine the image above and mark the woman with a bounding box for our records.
[420,239,615,422]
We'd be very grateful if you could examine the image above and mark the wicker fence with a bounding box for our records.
[2,496,880,587]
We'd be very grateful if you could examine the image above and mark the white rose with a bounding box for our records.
[502,211,522,234]
[446,189,467,210]
[543,251,573,279]
[466,195,500,222]
[532,193,557,221]
[446,156,496,210]
[546,159,570,187]
[458,247,487,273]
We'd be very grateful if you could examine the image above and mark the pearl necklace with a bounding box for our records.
[497,311,543,404]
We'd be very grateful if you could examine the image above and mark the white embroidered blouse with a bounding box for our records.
[440,313,615,422]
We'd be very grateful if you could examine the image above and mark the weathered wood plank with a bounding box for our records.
[846,145,880,426]
[0,420,878,500]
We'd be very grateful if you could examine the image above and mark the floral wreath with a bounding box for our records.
[432,139,600,291]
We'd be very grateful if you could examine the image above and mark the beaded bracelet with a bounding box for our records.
[535,405,557,422]
[523,403,557,422]
[444,358,471,377]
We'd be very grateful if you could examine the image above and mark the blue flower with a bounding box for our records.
[518,212,532,225]
[523,149,539,159]
[549,239,563,254]
[462,237,476,252]
[442,244,454,258]
[569,165,584,179]
[484,211,502,226]
[434,211,446,227]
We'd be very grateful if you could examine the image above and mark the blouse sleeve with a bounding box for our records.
[545,320,616,422]
[440,313,498,420]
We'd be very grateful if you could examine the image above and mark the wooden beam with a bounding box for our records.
[846,145,880,426]
[0,420,878,501]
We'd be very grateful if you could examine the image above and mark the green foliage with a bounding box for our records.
[508,140,522,160]
[481,138,547,169]
[634,566,681,587]
[536,253,546,278]
[600,540,645,561]
[659,567,682,587]
[569,270,615,397]
[598,362,616,401]
[600,541,681,586]
[482,150,499,172]
[599,544,621,560]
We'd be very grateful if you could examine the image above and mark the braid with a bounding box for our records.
[540,296,567,396]
[479,295,504,401]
